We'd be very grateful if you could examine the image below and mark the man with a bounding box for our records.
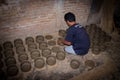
[62,12,90,56]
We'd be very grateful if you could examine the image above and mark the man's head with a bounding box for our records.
[64,12,76,26]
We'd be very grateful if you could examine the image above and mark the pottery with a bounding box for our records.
[58,29,66,37]
[45,35,53,40]
[34,58,45,68]
[56,51,65,60]
[5,57,16,66]
[42,48,51,57]
[46,56,56,66]
[28,43,37,52]
[14,39,23,47]
[85,60,95,68]
[36,35,44,43]
[26,37,34,45]
[0,44,3,51]
[30,50,41,59]
[20,61,31,72]
[3,41,13,50]
[70,59,80,69]
[4,49,14,58]
[7,65,19,76]
[57,37,64,46]
[51,46,60,53]
[18,54,28,62]
[48,40,56,46]
[39,42,48,50]
[16,46,26,54]
[0,60,4,68]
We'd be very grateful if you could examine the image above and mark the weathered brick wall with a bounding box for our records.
[0,0,91,43]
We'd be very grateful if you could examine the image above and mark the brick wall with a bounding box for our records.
[0,0,91,43]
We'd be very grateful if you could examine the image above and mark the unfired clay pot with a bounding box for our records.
[45,35,53,40]
[30,50,41,59]
[39,42,48,50]
[48,40,56,46]
[58,29,66,38]
[0,52,3,59]
[16,46,26,54]
[14,39,23,47]
[4,49,14,58]
[57,37,64,46]
[36,35,44,43]
[34,58,45,68]
[85,60,95,69]
[46,56,56,66]
[7,65,19,76]
[51,46,60,53]
[18,54,28,62]
[70,59,80,69]
[5,57,16,66]
[26,37,34,45]
[28,43,37,52]
[42,48,51,57]
[3,41,13,50]
[0,60,4,68]
[0,44,3,51]
[20,61,31,72]
[56,51,65,60]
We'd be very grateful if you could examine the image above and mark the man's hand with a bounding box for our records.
[57,37,64,46]
[63,40,71,46]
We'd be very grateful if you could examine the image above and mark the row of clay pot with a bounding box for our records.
[0,42,19,77]
[30,47,65,60]
[14,39,31,73]
[70,59,96,71]
[34,51,66,69]
[85,24,112,55]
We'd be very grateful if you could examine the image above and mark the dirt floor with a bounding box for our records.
[0,28,120,80]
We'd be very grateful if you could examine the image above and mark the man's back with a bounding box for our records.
[65,24,90,55]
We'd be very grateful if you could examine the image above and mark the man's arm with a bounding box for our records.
[63,40,71,46]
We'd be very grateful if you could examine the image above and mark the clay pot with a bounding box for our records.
[4,49,14,58]
[14,39,23,44]
[30,50,41,59]
[26,37,34,45]
[56,51,65,60]
[58,29,66,37]
[42,48,51,57]
[57,37,64,46]
[34,58,45,68]
[51,46,60,53]
[14,43,24,48]
[85,60,95,69]
[46,56,56,66]
[48,40,56,46]
[7,65,19,76]
[18,54,28,62]
[0,60,4,68]
[3,41,13,50]
[0,44,3,51]
[39,42,48,50]
[14,39,23,47]
[0,52,3,59]
[36,35,44,43]
[45,35,53,40]
[28,43,37,52]
[70,59,80,69]
[91,47,100,55]
[16,46,26,54]
[20,61,31,72]
[5,57,16,66]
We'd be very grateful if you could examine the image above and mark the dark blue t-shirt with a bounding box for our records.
[65,24,90,55]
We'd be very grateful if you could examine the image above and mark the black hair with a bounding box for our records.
[64,12,76,22]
